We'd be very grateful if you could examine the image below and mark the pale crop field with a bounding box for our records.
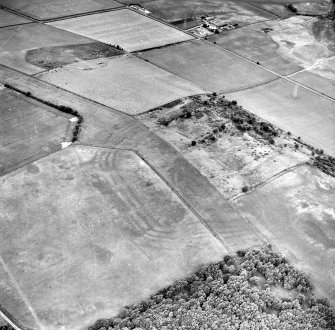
[36,55,207,114]
[0,146,226,330]
[227,78,335,156]
[48,9,193,52]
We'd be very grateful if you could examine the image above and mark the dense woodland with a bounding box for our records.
[87,246,334,330]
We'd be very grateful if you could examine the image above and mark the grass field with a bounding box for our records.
[36,55,207,114]
[234,165,335,301]
[0,8,31,27]
[0,0,121,20]
[143,0,276,26]
[137,39,276,92]
[226,78,335,156]
[0,23,99,75]
[0,145,225,330]
[0,87,71,177]
[48,9,193,52]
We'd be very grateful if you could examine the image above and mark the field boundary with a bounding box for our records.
[230,162,308,202]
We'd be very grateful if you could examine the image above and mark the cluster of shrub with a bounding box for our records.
[4,83,83,142]
[89,246,335,330]
[312,154,335,177]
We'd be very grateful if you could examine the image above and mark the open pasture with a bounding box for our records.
[48,9,193,52]
[0,8,31,27]
[143,0,276,26]
[0,0,121,20]
[0,146,225,330]
[36,55,207,114]
[0,87,71,177]
[0,23,101,75]
[234,165,335,301]
[137,39,276,92]
[226,78,335,156]
[209,16,324,75]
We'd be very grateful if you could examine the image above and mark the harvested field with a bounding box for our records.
[36,55,207,115]
[138,94,310,199]
[26,42,124,70]
[234,165,335,301]
[143,0,276,26]
[0,8,31,27]
[0,146,225,330]
[0,87,71,177]
[0,0,121,20]
[48,9,193,52]
[137,39,276,92]
[0,23,100,75]
[226,79,335,156]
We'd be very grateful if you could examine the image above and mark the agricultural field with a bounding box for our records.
[209,16,334,76]
[0,0,121,20]
[0,145,226,330]
[48,9,193,52]
[137,94,310,199]
[0,8,31,27]
[0,87,71,177]
[234,165,335,301]
[0,23,105,75]
[137,39,276,93]
[36,55,207,115]
[226,78,335,156]
[143,0,276,27]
